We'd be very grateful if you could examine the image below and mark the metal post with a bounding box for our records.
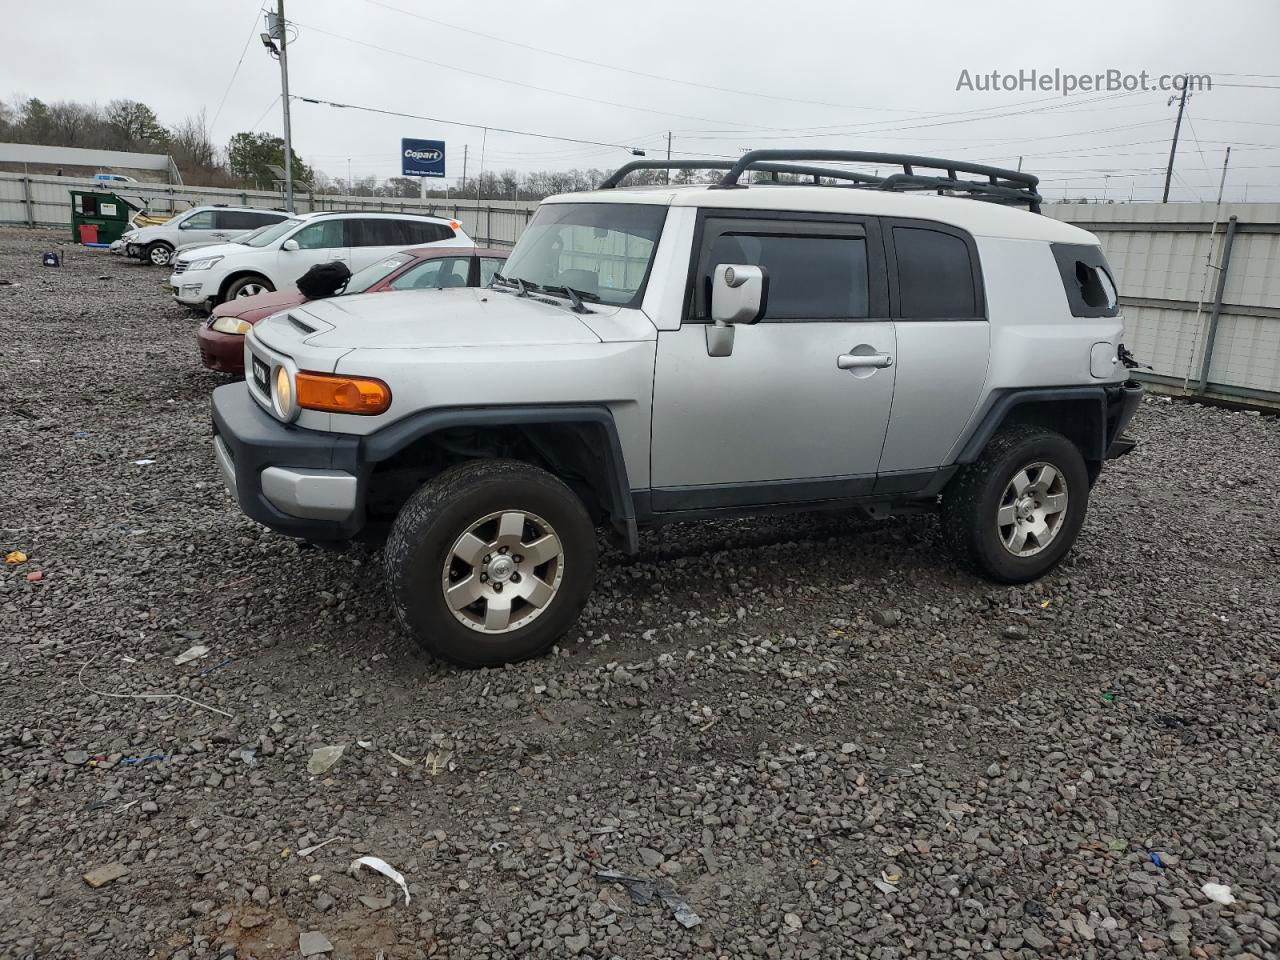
[1198,215,1239,392]
[1215,147,1231,205]
[461,145,468,197]
[1162,75,1188,204]
[487,205,492,245]
[22,176,34,227]
[276,0,294,213]
[666,132,672,184]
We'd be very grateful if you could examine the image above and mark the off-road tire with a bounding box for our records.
[941,424,1089,583]
[146,242,173,267]
[385,459,597,667]
[223,274,274,302]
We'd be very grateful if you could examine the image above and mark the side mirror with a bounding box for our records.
[707,264,767,357]
[281,238,300,252]
[711,264,767,325]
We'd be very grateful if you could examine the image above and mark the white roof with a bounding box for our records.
[544,184,1097,244]
[295,210,455,223]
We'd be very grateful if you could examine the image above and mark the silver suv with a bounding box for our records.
[211,150,1142,667]
[123,205,289,266]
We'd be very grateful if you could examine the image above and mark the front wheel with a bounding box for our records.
[223,274,274,302]
[385,459,597,667]
[146,242,173,267]
[941,425,1089,583]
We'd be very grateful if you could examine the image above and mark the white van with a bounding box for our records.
[168,211,473,310]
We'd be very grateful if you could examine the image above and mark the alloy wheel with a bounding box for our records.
[996,461,1068,557]
[441,509,564,634]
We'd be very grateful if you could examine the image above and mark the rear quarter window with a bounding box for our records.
[891,225,982,319]
[1051,242,1119,318]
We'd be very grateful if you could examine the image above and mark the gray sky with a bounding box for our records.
[6,0,1280,201]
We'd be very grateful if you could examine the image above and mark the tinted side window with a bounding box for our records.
[216,210,264,230]
[401,220,455,245]
[893,227,978,319]
[349,219,407,247]
[705,233,868,320]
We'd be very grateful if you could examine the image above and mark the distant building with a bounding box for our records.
[0,143,182,183]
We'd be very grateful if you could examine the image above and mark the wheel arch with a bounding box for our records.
[953,387,1109,467]
[361,404,639,552]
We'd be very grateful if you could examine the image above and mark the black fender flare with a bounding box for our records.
[954,386,1110,464]
[360,404,639,551]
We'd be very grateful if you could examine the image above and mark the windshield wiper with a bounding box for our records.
[540,284,599,313]
[491,272,532,297]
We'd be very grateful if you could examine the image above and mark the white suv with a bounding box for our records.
[169,211,473,311]
[123,206,289,266]
[212,150,1142,667]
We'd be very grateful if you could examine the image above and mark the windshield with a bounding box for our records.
[236,223,278,245]
[344,254,413,295]
[243,218,302,248]
[500,203,666,307]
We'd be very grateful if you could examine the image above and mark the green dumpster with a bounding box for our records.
[70,190,142,245]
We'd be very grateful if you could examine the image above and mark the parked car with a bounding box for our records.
[122,206,290,266]
[211,149,1142,667]
[197,246,509,374]
[169,211,473,312]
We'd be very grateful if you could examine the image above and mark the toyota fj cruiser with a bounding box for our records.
[211,150,1142,667]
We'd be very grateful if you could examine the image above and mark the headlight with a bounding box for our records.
[272,365,297,421]
[187,256,223,271]
[210,316,252,335]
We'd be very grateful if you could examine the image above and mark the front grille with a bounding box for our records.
[172,262,188,275]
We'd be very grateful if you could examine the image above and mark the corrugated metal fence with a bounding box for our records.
[1046,201,1280,408]
[4,173,1277,407]
[0,172,538,248]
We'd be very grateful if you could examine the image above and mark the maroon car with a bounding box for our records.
[197,246,509,374]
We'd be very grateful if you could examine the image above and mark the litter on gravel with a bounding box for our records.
[350,856,411,905]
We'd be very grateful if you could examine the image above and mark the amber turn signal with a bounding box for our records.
[295,372,392,415]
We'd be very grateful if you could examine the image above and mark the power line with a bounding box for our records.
[211,4,268,136]
[291,18,762,129]
[250,95,281,133]
[361,0,953,117]
[293,95,656,154]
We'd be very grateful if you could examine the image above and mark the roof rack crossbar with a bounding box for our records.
[597,151,1041,212]
[711,149,1041,212]
[599,158,882,190]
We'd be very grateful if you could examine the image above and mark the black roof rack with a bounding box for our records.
[599,149,1041,213]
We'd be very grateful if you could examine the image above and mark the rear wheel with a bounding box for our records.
[941,424,1089,583]
[224,274,274,302]
[385,459,597,667]
[146,242,173,266]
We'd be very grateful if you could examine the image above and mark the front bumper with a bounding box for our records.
[171,271,215,306]
[212,384,365,541]
[1104,380,1143,459]
[198,326,247,375]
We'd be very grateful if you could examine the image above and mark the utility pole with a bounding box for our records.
[1162,74,1190,204]
[1016,155,1023,172]
[277,0,293,212]
[666,132,672,184]
[461,144,468,197]
[347,158,352,195]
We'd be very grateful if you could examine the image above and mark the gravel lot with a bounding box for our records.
[1,226,1278,960]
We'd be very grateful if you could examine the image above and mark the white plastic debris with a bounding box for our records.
[132,459,156,466]
[307,745,345,775]
[297,838,339,857]
[350,856,410,905]
[174,645,210,666]
[388,751,415,767]
[1201,882,1236,905]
